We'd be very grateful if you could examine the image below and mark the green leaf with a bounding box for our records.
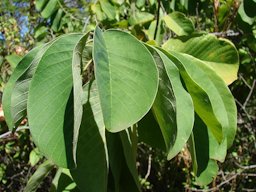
[52,9,64,32]
[3,46,43,130]
[40,0,58,18]
[106,132,141,192]
[151,47,194,160]
[120,130,140,190]
[163,34,239,85]
[238,1,256,25]
[195,160,218,186]
[71,81,108,192]
[29,148,42,166]
[5,54,22,69]
[136,0,145,8]
[137,110,165,150]
[163,12,194,36]
[128,11,154,26]
[91,3,107,21]
[24,160,55,192]
[35,26,48,40]
[188,116,219,186]
[28,33,89,168]
[51,169,79,192]
[244,0,256,18]
[10,44,50,130]
[193,114,227,163]
[93,27,158,132]
[35,0,48,11]
[172,51,236,148]
[111,0,124,5]
[100,0,116,20]
[145,20,165,45]
[163,51,225,143]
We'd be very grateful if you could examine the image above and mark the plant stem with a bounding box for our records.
[153,0,161,40]
[0,126,29,139]
[130,124,138,161]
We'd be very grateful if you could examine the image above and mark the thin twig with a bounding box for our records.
[0,126,29,139]
[235,162,256,170]
[239,74,252,89]
[243,80,256,108]
[82,16,91,33]
[242,188,256,192]
[195,2,200,30]
[153,0,161,40]
[235,98,252,120]
[189,163,256,192]
[144,154,152,180]
[189,173,239,192]
[57,0,81,21]
[213,0,219,32]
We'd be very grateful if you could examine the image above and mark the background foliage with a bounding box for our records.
[0,0,255,191]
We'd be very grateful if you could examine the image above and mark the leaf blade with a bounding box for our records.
[93,27,158,132]
[28,33,88,168]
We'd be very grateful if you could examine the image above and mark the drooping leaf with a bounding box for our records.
[170,51,237,148]
[151,47,194,160]
[163,34,239,85]
[71,81,108,192]
[128,11,154,26]
[28,33,89,168]
[3,45,43,130]
[93,27,158,132]
[188,116,219,186]
[162,51,225,143]
[193,114,227,163]
[106,132,141,192]
[71,33,90,162]
[120,130,141,190]
[163,12,194,36]
[11,44,50,129]
[195,160,218,186]
[24,160,55,192]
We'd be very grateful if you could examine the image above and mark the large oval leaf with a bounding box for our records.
[163,34,239,84]
[71,81,108,192]
[3,46,42,130]
[10,44,50,129]
[149,47,194,160]
[165,51,235,144]
[170,51,236,148]
[28,33,89,168]
[93,27,158,132]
